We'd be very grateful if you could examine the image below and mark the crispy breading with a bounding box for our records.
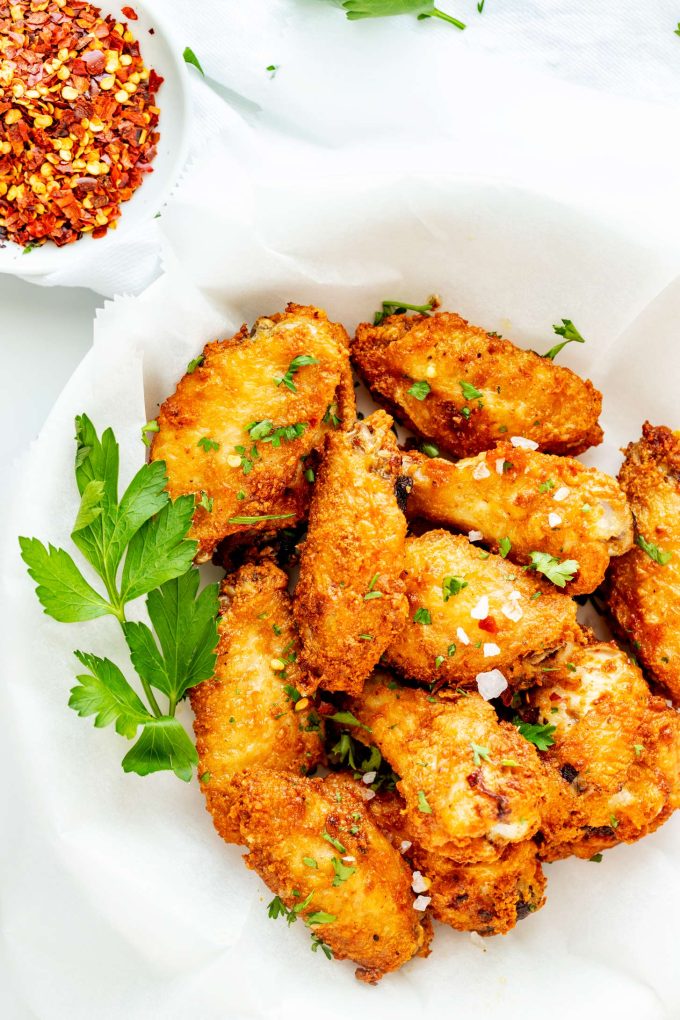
[384,530,579,689]
[190,559,324,843]
[368,791,546,936]
[605,422,680,703]
[351,312,603,458]
[294,411,410,696]
[404,444,633,596]
[350,675,547,862]
[520,640,680,861]
[228,768,432,983]
[151,304,352,562]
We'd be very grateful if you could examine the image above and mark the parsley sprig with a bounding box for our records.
[342,0,465,30]
[274,354,319,392]
[636,534,673,566]
[20,415,219,781]
[512,718,556,751]
[543,319,587,361]
[373,296,435,326]
[526,551,579,588]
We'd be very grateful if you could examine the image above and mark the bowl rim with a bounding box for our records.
[0,0,191,278]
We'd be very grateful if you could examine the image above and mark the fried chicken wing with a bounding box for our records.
[351,312,603,459]
[152,304,352,562]
[294,411,409,696]
[350,675,547,862]
[190,558,324,843]
[520,640,680,861]
[384,530,579,689]
[228,768,432,983]
[368,790,546,936]
[605,422,680,703]
[404,445,633,596]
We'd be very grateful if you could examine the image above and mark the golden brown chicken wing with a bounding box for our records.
[352,312,603,459]
[190,558,324,842]
[519,639,680,861]
[605,422,680,703]
[294,411,410,696]
[228,768,432,983]
[152,304,352,562]
[404,444,633,596]
[350,675,548,862]
[367,790,546,936]
[384,530,579,690]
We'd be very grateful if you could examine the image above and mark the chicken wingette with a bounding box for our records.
[190,558,325,843]
[519,639,680,861]
[352,311,603,458]
[384,530,579,690]
[350,675,548,862]
[404,444,633,596]
[151,304,353,562]
[228,768,432,983]
[294,411,410,696]
[605,422,680,704]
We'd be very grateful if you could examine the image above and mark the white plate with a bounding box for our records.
[0,0,190,277]
[1,177,679,1020]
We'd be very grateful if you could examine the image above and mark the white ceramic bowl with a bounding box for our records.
[0,0,190,277]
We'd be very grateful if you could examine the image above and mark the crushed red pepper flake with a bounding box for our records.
[0,0,163,248]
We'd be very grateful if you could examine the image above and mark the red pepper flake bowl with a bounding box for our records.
[0,0,190,277]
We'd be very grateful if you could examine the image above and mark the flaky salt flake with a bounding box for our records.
[360,787,376,801]
[362,771,377,784]
[510,435,539,450]
[495,458,506,475]
[476,668,508,700]
[501,602,523,622]
[470,932,487,950]
[456,626,470,645]
[553,486,570,502]
[468,530,483,542]
[472,461,491,480]
[412,871,429,893]
[548,512,562,528]
[399,840,412,853]
[509,590,522,601]
[413,895,431,912]
[483,642,501,657]
[471,595,489,620]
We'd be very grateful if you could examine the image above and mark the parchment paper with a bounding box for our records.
[2,176,679,1020]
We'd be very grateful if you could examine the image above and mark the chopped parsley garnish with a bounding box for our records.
[442,575,468,601]
[234,444,258,475]
[407,380,431,400]
[307,911,337,926]
[326,710,371,732]
[636,534,673,565]
[272,623,282,635]
[305,468,315,483]
[417,790,432,813]
[197,437,220,452]
[141,419,159,446]
[322,831,346,854]
[283,684,302,704]
[274,354,319,392]
[266,64,280,78]
[227,513,295,525]
[414,607,432,625]
[198,491,213,513]
[543,319,587,361]
[589,853,603,863]
[435,655,444,668]
[498,536,511,558]
[539,479,555,493]
[323,403,341,429]
[461,407,471,420]
[364,591,383,600]
[373,297,435,326]
[303,857,317,868]
[421,442,440,458]
[459,380,483,401]
[186,355,204,373]
[246,420,309,446]
[470,741,491,765]
[359,633,374,640]
[331,857,357,886]
[526,551,578,587]
[512,717,556,750]
[310,933,333,958]
[447,642,456,657]
[183,47,204,75]
[634,744,644,756]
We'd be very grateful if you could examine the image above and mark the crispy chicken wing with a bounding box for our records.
[352,312,603,459]
[520,639,680,861]
[152,304,352,562]
[404,445,633,596]
[384,530,579,689]
[294,411,410,696]
[228,768,432,983]
[605,422,680,703]
[350,675,547,862]
[368,790,546,936]
[190,558,324,843]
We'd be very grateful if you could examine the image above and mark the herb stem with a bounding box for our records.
[430,8,466,29]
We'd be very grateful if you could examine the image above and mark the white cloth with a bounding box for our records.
[14,0,680,295]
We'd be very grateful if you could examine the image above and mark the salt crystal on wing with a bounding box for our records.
[510,436,539,450]
[413,895,431,911]
[501,602,523,622]
[362,771,377,784]
[553,486,570,501]
[468,530,483,542]
[495,458,505,475]
[548,512,562,528]
[470,932,487,950]
[412,871,429,893]
[473,461,491,480]
[400,840,412,853]
[471,595,489,619]
[476,668,508,699]
[360,788,376,801]
[483,642,501,657]
[456,626,470,645]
